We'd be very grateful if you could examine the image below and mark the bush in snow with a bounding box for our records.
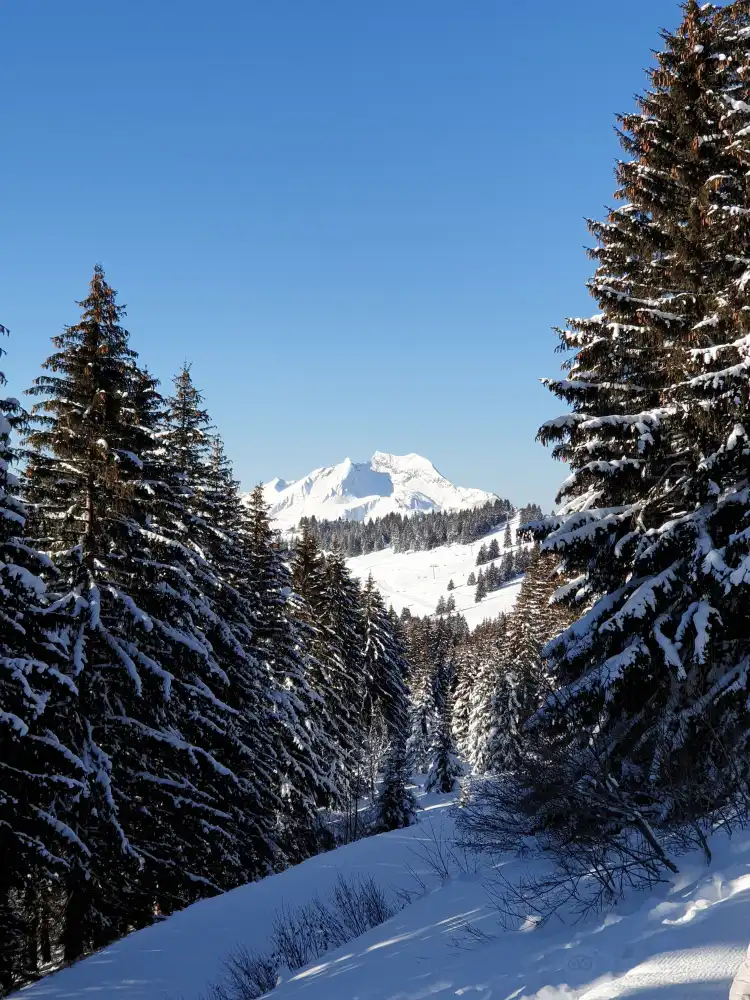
[203,874,398,1000]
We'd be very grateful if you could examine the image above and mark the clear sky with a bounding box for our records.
[1,1,686,509]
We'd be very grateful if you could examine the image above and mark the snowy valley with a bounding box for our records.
[346,517,525,629]
[8,3,750,1000]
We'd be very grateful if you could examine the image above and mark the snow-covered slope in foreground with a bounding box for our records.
[347,516,524,628]
[20,781,750,1000]
[261,452,496,527]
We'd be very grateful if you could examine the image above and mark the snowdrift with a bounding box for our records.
[18,779,750,1000]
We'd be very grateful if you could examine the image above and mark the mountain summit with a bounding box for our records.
[260,451,496,526]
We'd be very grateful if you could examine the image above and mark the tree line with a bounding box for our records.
[300,497,517,556]
[0,270,415,993]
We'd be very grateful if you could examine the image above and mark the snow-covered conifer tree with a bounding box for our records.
[424,659,462,794]
[370,600,415,830]
[480,551,568,774]
[243,486,329,860]
[322,545,367,812]
[0,325,79,990]
[25,269,248,955]
[162,372,281,883]
[290,527,349,806]
[529,2,750,830]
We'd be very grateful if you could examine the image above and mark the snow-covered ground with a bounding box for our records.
[347,518,524,628]
[20,777,750,1000]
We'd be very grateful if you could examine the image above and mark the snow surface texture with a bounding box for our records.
[19,776,750,1000]
[259,452,497,527]
[347,517,524,629]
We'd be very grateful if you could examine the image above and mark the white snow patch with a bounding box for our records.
[20,786,750,1000]
[347,518,525,628]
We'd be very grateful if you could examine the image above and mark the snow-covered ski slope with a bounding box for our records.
[20,777,750,1000]
[347,517,524,628]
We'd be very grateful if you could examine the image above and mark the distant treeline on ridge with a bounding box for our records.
[300,499,544,556]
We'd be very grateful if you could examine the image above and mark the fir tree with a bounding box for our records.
[163,371,280,883]
[481,551,569,774]
[25,268,245,955]
[503,522,512,549]
[447,579,455,591]
[404,618,437,772]
[369,599,415,830]
[322,545,367,828]
[0,326,78,991]
[487,537,500,561]
[24,267,166,957]
[529,2,750,835]
[361,577,410,741]
[467,571,476,586]
[243,486,328,860]
[424,659,462,794]
[464,616,508,772]
[291,527,352,808]
[359,578,414,828]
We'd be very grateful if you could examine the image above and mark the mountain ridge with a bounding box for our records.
[257,451,497,527]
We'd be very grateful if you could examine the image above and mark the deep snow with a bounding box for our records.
[258,452,497,527]
[347,517,525,629]
[19,777,750,1000]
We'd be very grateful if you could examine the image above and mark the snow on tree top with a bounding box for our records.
[253,452,497,527]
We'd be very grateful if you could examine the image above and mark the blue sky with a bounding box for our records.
[1,1,685,508]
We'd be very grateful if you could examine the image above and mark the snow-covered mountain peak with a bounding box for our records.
[265,477,293,495]
[258,452,496,527]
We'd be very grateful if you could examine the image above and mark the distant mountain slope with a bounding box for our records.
[346,514,524,628]
[259,452,496,527]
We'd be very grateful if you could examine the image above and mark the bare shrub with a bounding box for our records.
[203,946,279,1000]
[409,813,483,882]
[204,873,399,999]
[328,873,393,939]
[456,732,685,925]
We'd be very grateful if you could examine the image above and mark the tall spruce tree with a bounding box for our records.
[464,615,508,773]
[0,325,79,991]
[424,657,462,794]
[372,604,415,830]
[529,2,750,834]
[24,268,247,957]
[479,550,569,775]
[163,369,280,882]
[290,527,346,807]
[322,545,367,810]
[242,486,328,860]
[404,617,437,772]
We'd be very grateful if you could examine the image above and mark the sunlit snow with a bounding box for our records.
[18,780,750,1000]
